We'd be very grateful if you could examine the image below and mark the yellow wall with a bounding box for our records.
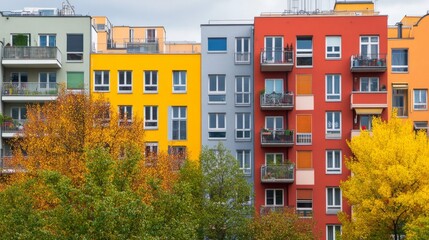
[90,53,201,161]
[334,2,374,12]
[388,15,429,122]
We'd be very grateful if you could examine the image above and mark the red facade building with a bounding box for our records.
[253,2,388,238]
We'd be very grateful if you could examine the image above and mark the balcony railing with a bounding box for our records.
[350,54,387,72]
[2,82,59,96]
[260,92,294,110]
[296,133,312,145]
[1,120,25,134]
[260,50,294,72]
[235,52,251,63]
[260,129,294,147]
[260,205,286,216]
[2,46,62,68]
[261,164,294,183]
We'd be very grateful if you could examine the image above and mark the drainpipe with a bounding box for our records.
[396,22,403,39]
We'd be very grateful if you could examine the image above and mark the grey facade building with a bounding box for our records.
[200,23,254,186]
[0,7,93,172]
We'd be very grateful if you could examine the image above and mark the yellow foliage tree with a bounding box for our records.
[340,113,429,240]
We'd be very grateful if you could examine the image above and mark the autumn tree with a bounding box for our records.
[248,208,316,240]
[199,142,252,239]
[340,113,429,240]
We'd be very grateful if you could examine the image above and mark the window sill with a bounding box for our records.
[94,90,110,93]
[208,102,227,105]
[235,138,251,142]
[325,57,341,60]
[173,91,187,94]
[144,127,158,130]
[235,103,251,107]
[118,91,132,94]
[326,171,342,175]
[207,51,227,54]
[144,91,158,94]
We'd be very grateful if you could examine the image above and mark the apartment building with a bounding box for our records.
[253,1,388,239]
[388,14,429,130]
[200,23,254,184]
[0,7,92,172]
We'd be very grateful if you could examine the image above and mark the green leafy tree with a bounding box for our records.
[340,113,429,240]
[200,142,252,239]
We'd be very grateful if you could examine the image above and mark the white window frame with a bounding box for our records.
[265,153,284,165]
[265,116,283,130]
[391,49,408,72]
[265,189,284,206]
[296,36,313,67]
[235,37,251,63]
[172,106,187,140]
[235,76,251,106]
[144,142,158,164]
[326,74,341,101]
[236,150,251,176]
[94,70,109,92]
[11,33,30,46]
[326,150,341,174]
[326,36,341,59]
[360,36,379,59]
[144,106,158,129]
[39,72,56,90]
[118,105,132,124]
[144,70,158,93]
[265,79,284,94]
[11,72,28,86]
[11,107,27,125]
[263,36,283,63]
[208,113,226,139]
[327,225,342,240]
[208,75,226,103]
[39,34,56,47]
[326,112,341,138]
[172,70,187,93]
[235,113,251,140]
[326,187,342,214]
[360,77,379,92]
[414,89,427,110]
[118,71,132,93]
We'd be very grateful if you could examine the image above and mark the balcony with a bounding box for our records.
[2,82,59,102]
[1,120,25,138]
[351,91,388,109]
[261,163,294,183]
[260,129,294,147]
[108,38,160,53]
[260,92,294,110]
[260,205,288,216]
[2,46,62,68]
[350,54,387,72]
[260,50,294,72]
[235,52,251,64]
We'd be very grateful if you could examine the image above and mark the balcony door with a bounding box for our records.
[265,153,284,165]
[360,36,379,59]
[264,37,283,63]
[265,116,283,130]
[265,79,284,94]
[11,72,28,87]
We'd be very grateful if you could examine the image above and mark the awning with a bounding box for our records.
[414,121,428,130]
[392,83,408,89]
[355,108,383,115]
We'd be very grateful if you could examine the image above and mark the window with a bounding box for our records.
[266,189,283,206]
[208,37,227,52]
[266,153,283,165]
[172,71,187,93]
[39,72,56,89]
[168,146,187,159]
[360,77,379,92]
[296,115,312,145]
[360,36,379,59]
[326,75,341,101]
[264,37,283,63]
[297,151,312,169]
[296,36,313,66]
[326,150,341,174]
[327,187,342,214]
[11,72,28,86]
[297,189,313,217]
[326,112,341,138]
[144,71,158,93]
[326,36,341,59]
[129,29,134,41]
[360,115,374,130]
[11,107,27,122]
[118,71,132,92]
[172,106,187,140]
[235,37,250,63]
[145,142,158,165]
[118,105,132,124]
[235,113,251,140]
[146,29,156,43]
[67,72,84,90]
[235,76,250,105]
[265,116,283,130]
[237,150,251,175]
[265,79,284,94]
[327,225,342,240]
[392,49,408,72]
[208,113,226,139]
[393,88,408,117]
[67,34,83,61]
[94,71,109,91]
[144,106,158,129]
[39,34,56,47]
[208,75,226,103]
[414,89,427,110]
[11,34,30,46]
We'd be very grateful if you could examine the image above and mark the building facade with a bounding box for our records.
[200,24,254,184]
[253,2,388,238]
[0,8,92,171]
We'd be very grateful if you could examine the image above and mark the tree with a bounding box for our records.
[199,142,252,239]
[340,113,429,240]
[248,208,316,240]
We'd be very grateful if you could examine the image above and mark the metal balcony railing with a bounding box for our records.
[260,50,294,64]
[260,92,294,109]
[261,164,294,183]
[260,129,294,146]
[350,54,387,72]
[296,133,312,145]
[2,82,59,96]
[1,120,25,134]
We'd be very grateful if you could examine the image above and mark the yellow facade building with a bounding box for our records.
[388,14,429,130]
[91,53,201,161]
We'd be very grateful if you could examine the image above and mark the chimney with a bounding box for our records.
[396,22,403,39]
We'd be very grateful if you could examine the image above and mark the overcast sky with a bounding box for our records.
[2,0,428,42]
